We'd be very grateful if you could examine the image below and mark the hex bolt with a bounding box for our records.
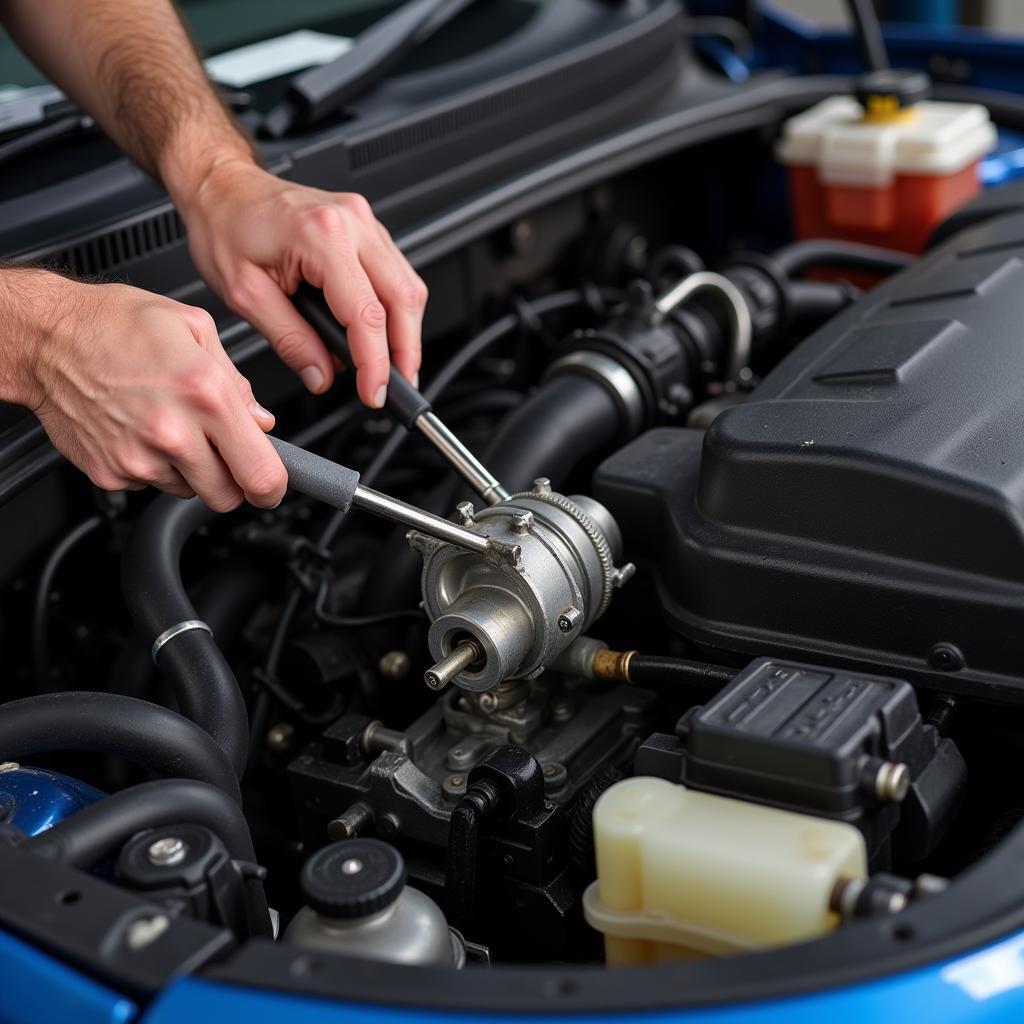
[557,607,583,633]
[532,478,552,495]
[147,837,187,867]
[875,762,911,803]
[425,639,483,691]
[511,511,534,536]
[378,650,411,681]
[265,722,295,754]
[456,501,476,527]
[328,800,373,841]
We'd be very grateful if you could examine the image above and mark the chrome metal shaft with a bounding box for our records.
[424,639,482,691]
[416,412,509,504]
[353,484,491,554]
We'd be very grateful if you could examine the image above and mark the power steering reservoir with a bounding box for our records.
[412,478,633,693]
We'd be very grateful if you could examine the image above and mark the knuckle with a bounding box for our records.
[142,412,192,459]
[247,459,288,503]
[357,300,387,330]
[205,489,243,514]
[116,452,157,484]
[187,306,218,336]
[342,193,373,221]
[272,328,314,367]
[302,204,345,239]
[184,367,230,409]
[88,465,126,492]
[399,278,428,308]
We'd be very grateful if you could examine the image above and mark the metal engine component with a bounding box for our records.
[413,479,634,692]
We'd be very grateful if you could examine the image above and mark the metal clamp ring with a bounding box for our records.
[151,619,213,666]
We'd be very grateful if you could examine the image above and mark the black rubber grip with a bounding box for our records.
[270,436,360,514]
[293,283,431,429]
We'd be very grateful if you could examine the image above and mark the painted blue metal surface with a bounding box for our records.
[141,930,1024,1024]
[0,765,104,837]
[0,928,135,1024]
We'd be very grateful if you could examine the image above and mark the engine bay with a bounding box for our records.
[6,3,1024,1010]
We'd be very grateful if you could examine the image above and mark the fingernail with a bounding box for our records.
[412,372,420,389]
[300,365,325,393]
[373,384,387,409]
[248,400,273,421]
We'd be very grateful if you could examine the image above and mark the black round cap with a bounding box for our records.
[855,69,932,112]
[301,839,406,920]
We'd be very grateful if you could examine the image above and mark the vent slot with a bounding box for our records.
[45,208,185,277]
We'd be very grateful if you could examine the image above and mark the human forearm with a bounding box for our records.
[0,0,254,196]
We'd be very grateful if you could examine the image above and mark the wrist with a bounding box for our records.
[0,268,79,409]
[163,134,259,224]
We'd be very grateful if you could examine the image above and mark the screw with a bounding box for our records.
[557,607,582,633]
[511,511,534,535]
[456,501,476,526]
[448,775,464,788]
[875,762,911,803]
[265,722,295,754]
[147,837,187,867]
[0,762,20,773]
[378,650,411,681]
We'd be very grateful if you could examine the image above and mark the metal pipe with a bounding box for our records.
[655,270,752,384]
[353,485,492,554]
[416,413,509,504]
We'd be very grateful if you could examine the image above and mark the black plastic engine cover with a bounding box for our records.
[595,209,1024,703]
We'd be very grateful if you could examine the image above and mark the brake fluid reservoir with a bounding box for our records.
[583,777,866,965]
[777,71,995,253]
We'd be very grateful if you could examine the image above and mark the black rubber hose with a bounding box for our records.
[22,778,271,935]
[772,239,913,278]
[788,280,858,325]
[122,495,247,777]
[480,373,622,495]
[628,654,737,689]
[0,692,240,803]
[846,0,888,72]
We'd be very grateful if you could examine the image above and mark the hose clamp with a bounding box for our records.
[545,351,646,437]
[152,619,213,666]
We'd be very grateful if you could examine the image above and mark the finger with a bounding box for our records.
[181,302,278,427]
[198,375,288,509]
[222,271,334,394]
[366,223,425,383]
[146,465,196,500]
[169,437,245,512]
[319,252,389,408]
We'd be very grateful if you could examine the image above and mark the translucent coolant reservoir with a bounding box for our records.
[583,777,867,965]
[777,75,995,253]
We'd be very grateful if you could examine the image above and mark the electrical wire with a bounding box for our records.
[31,515,104,690]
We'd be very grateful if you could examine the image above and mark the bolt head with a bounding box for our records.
[456,501,476,526]
[147,837,187,867]
[557,606,582,633]
[532,478,552,495]
[511,510,534,535]
[876,762,911,803]
[378,650,411,680]
[477,692,499,714]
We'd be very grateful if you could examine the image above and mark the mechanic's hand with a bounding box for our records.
[178,160,427,408]
[10,272,286,511]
